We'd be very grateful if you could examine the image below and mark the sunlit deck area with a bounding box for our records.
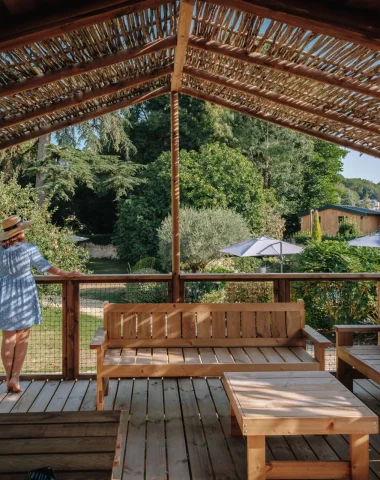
[1,377,380,479]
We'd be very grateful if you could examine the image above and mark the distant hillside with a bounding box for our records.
[338,176,380,206]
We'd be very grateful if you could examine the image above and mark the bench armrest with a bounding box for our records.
[302,326,332,347]
[335,324,380,333]
[90,327,107,349]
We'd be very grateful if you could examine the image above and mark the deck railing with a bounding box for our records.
[1,273,379,380]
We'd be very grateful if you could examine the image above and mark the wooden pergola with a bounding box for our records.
[0,0,379,299]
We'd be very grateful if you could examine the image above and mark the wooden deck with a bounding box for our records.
[1,378,380,479]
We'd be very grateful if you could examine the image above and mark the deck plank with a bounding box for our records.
[63,380,89,411]
[11,380,45,413]
[193,378,238,479]
[146,379,166,480]
[164,379,191,480]
[29,380,60,412]
[114,379,133,411]
[0,382,31,413]
[46,380,74,411]
[123,379,148,479]
[178,378,214,479]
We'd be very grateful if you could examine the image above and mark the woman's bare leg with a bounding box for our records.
[1,331,17,386]
[9,328,31,390]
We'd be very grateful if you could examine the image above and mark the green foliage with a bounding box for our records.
[124,268,168,303]
[337,184,360,206]
[292,241,380,329]
[158,207,251,272]
[341,176,380,202]
[312,211,322,242]
[114,143,264,264]
[292,230,312,245]
[337,218,361,239]
[0,175,88,273]
[84,234,113,245]
[25,145,143,201]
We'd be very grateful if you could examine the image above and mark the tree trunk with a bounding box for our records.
[35,134,51,206]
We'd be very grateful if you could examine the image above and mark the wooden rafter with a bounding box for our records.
[205,0,380,50]
[184,66,380,136]
[188,37,380,101]
[0,36,177,99]
[180,86,380,159]
[0,0,171,52]
[0,65,173,130]
[171,0,195,92]
[0,85,171,151]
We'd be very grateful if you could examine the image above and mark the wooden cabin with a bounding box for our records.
[300,205,380,236]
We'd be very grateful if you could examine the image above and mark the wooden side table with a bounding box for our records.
[224,371,378,480]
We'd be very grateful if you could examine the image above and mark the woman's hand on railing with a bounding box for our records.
[47,266,82,277]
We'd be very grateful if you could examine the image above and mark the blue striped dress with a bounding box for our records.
[0,243,51,331]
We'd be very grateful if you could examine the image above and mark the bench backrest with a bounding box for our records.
[104,300,305,347]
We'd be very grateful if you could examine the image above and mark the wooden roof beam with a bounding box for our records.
[171,0,195,92]
[0,65,173,130]
[0,0,171,52]
[0,36,177,99]
[205,0,380,50]
[0,85,170,151]
[183,66,380,137]
[188,37,380,101]
[180,86,380,159]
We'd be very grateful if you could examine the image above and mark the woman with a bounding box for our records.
[0,215,81,393]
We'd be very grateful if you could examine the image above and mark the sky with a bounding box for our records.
[342,150,380,183]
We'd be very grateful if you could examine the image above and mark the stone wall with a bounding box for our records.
[82,242,118,259]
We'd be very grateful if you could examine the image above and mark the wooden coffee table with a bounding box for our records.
[224,371,378,480]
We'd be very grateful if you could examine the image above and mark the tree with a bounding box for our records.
[0,175,88,273]
[312,211,322,242]
[292,241,380,329]
[158,208,251,272]
[129,95,235,165]
[114,143,265,263]
[337,184,360,205]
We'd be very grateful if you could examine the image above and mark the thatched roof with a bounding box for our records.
[0,0,379,156]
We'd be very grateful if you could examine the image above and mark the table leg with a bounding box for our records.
[350,434,369,480]
[247,435,266,480]
[230,405,241,436]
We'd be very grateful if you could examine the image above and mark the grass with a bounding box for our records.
[87,258,131,274]
[0,306,101,375]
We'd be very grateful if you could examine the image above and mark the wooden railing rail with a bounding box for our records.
[1,273,377,380]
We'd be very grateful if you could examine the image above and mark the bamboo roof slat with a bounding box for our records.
[0,0,379,154]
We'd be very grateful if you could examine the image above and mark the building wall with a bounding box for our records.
[300,209,380,236]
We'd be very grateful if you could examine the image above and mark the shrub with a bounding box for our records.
[0,175,88,273]
[292,241,379,330]
[337,218,361,239]
[124,268,168,303]
[292,230,312,245]
[158,207,251,272]
[312,211,322,242]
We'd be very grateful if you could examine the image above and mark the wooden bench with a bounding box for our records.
[90,300,331,410]
[0,411,126,480]
[336,324,380,390]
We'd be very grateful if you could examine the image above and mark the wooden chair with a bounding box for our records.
[91,300,331,410]
[336,324,380,390]
[0,411,126,480]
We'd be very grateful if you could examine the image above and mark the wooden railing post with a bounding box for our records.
[65,280,80,379]
[62,280,68,378]
[273,279,291,302]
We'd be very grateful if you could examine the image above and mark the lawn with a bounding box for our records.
[0,306,101,375]
[87,258,131,274]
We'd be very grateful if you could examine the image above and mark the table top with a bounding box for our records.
[224,371,379,436]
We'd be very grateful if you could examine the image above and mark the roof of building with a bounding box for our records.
[300,205,380,217]
[0,1,380,155]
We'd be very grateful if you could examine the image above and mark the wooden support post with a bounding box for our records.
[247,436,266,480]
[171,91,181,302]
[66,280,75,380]
[350,434,369,480]
[73,281,80,379]
[336,331,354,390]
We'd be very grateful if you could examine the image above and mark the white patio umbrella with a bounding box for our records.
[70,235,89,243]
[348,232,380,248]
[220,236,303,273]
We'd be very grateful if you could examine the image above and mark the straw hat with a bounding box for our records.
[0,215,32,241]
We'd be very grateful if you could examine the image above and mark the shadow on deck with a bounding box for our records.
[0,378,380,479]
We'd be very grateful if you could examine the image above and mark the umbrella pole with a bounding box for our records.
[280,242,283,273]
